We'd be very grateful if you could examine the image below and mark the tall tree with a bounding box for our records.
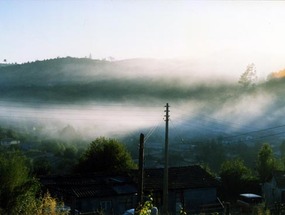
[256,143,282,183]
[238,63,258,88]
[219,158,252,199]
[75,137,137,174]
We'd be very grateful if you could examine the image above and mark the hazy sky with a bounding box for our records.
[1,0,285,77]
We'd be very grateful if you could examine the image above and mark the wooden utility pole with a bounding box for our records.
[163,103,170,214]
[138,133,144,205]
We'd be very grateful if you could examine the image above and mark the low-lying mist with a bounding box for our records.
[0,57,285,145]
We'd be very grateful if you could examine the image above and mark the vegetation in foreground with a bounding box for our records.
[0,150,68,215]
[1,133,285,214]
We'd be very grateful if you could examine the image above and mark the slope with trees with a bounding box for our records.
[0,57,238,103]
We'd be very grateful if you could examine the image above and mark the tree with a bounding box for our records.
[36,191,69,215]
[33,158,52,176]
[267,68,285,80]
[256,143,282,182]
[219,158,252,199]
[75,137,137,174]
[0,150,32,212]
[195,140,226,173]
[238,63,258,88]
[0,150,68,214]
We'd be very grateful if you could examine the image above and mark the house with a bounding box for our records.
[140,165,224,215]
[263,170,285,208]
[41,165,224,215]
[40,174,138,215]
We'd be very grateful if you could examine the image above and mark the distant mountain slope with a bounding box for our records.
[0,57,284,103]
[1,57,285,142]
[0,57,113,86]
[0,57,237,103]
[1,57,285,126]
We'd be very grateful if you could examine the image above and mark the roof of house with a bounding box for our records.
[40,165,219,199]
[142,165,219,191]
[40,174,137,198]
[272,171,285,189]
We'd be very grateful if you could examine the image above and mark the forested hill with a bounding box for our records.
[0,57,114,86]
[0,57,285,104]
[0,57,239,103]
[0,57,284,103]
[1,57,285,142]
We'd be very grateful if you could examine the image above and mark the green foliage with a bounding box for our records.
[251,203,270,215]
[0,150,36,214]
[0,150,31,210]
[75,137,137,174]
[63,145,78,159]
[228,142,260,169]
[139,199,153,215]
[0,150,69,214]
[256,143,282,182]
[39,140,66,155]
[9,179,40,215]
[135,196,156,215]
[13,189,69,215]
[33,158,52,176]
[195,140,226,173]
[31,138,83,175]
[219,158,253,199]
[0,57,239,103]
[0,126,20,140]
[36,191,69,215]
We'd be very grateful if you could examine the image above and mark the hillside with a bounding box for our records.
[0,57,285,144]
[0,57,237,103]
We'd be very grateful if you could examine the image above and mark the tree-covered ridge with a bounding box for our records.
[0,57,110,86]
[2,57,285,145]
[0,56,280,103]
[1,58,285,143]
[0,57,236,104]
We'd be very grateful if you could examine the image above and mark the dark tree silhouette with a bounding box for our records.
[75,137,137,174]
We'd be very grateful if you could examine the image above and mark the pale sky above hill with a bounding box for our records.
[1,0,285,78]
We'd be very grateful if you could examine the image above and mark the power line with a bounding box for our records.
[174,107,255,132]
[144,122,162,144]
[222,124,285,140]
[0,99,284,144]
[169,119,185,144]
[171,106,285,143]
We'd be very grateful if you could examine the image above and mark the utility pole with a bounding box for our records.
[163,103,170,214]
[138,133,144,206]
